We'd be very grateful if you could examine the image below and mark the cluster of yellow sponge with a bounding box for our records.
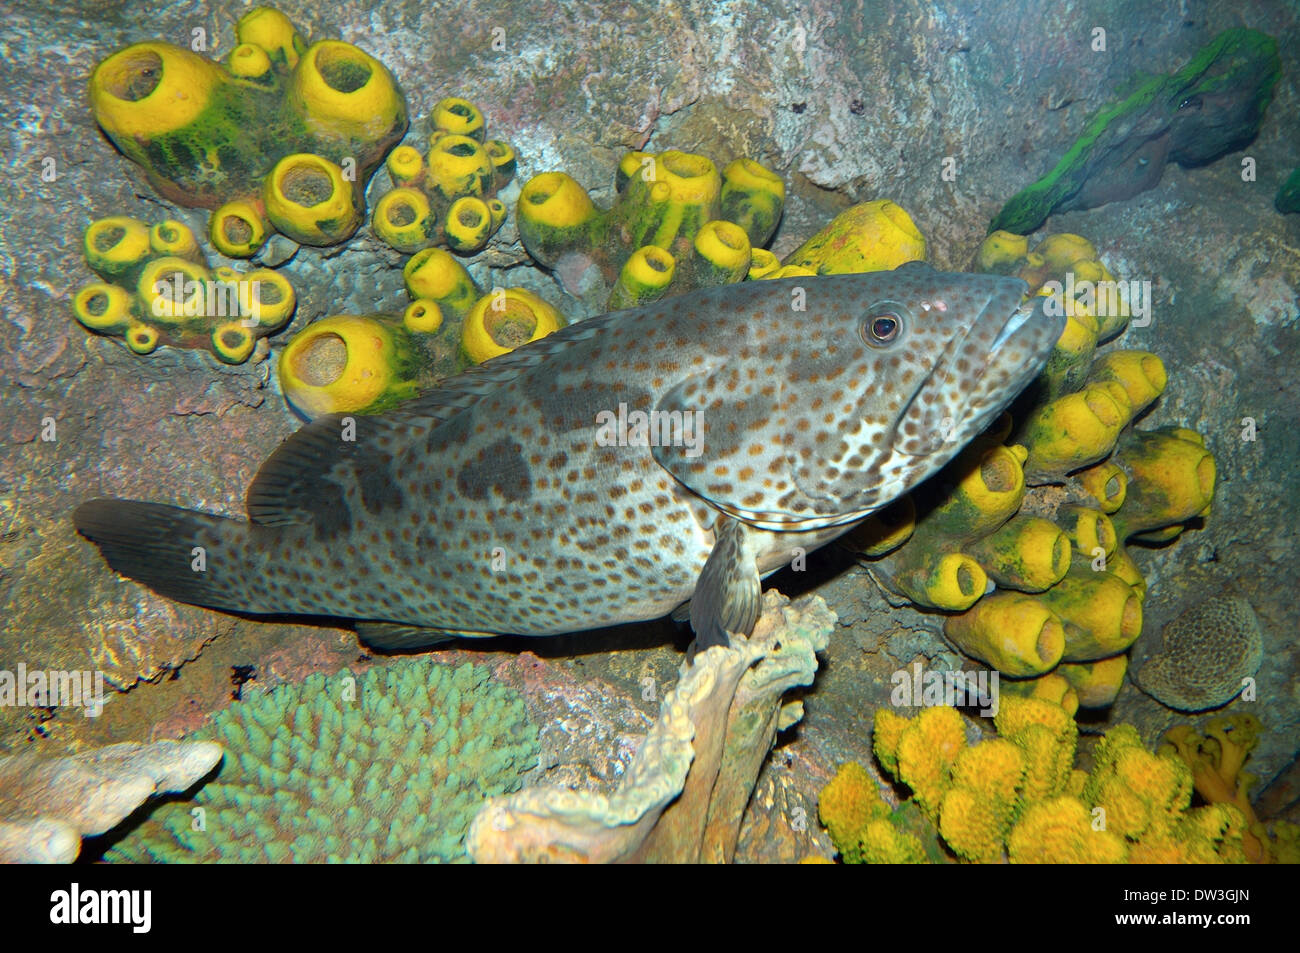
[848,230,1216,710]
[73,215,295,363]
[89,6,407,258]
[371,98,518,254]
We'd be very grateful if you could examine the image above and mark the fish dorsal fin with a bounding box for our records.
[389,308,627,419]
[249,312,623,526]
[245,412,429,525]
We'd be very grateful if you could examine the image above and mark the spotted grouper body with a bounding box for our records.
[76,263,1065,649]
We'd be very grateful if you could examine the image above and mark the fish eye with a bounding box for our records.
[862,308,903,347]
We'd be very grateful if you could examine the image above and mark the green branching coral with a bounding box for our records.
[73,215,295,362]
[89,6,407,257]
[372,97,518,254]
[990,29,1280,234]
[106,660,538,863]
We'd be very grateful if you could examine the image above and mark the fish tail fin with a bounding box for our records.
[74,499,275,615]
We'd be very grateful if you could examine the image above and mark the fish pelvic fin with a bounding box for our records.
[689,515,763,649]
[73,499,268,615]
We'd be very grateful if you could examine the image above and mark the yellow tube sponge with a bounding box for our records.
[516,172,601,268]
[84,216,153,281]
[972,230,1029,274]
[783,199,926,275]
[1074,459,1128,513]
[209,200,270,259]
[278,314,417,418]
[880,548,988,611]
[403,247,480,319]
[517,150,783,308]
[842,497,916,557]
[372,187,432,253]
[1057,654,1129,708]
[262,153,359,245]
[607,246,677,310]
[719,158,786,246]
[1057,504,1118,559]
[89,9,406,255]
[965,515,1071,592]
[1110,428,1216,540]
[943,591,1066,677]
[1000,673,1080,717]
[1086,350,1167,419]
[1018,381,1130,484]
[73,283,134,333]
[1035,233,1099,273]
[1038,567,1143,661]
[461,288,566,365]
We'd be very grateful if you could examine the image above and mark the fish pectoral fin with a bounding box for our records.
[355,622,492,651]
[689,516,763,649]
[670,600,692,624]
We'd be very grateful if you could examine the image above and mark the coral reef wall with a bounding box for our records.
[1,0,1297,830]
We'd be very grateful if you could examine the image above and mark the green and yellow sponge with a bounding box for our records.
[89,6,407,257]
[517,149,785,309]
[74,215,295,362]
[371,97,517,254]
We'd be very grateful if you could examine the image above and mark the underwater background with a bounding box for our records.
[0,0,1296,863]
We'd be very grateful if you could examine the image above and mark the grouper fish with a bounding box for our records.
[75,263,1065,650]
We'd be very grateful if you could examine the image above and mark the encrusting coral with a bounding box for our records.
[848,229,1216,710]
[467,591,833,863]
[1136,596,1264,712]
[821,697,1266,864]
[74,215,296,362]
[89,6,407,257]
[371,97,517,254]
[106,660,538,863]
[0,740,222,863]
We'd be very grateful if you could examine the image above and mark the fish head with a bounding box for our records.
[653,262,1064,531]
[784,261,1064,520]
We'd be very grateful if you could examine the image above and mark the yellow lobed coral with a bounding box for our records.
[832,698,1265,864]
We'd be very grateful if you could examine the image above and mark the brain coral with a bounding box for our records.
[106,660,538,863]
[1136,596,1264,712]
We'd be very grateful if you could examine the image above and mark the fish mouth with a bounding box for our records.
[895,277,1062,456]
